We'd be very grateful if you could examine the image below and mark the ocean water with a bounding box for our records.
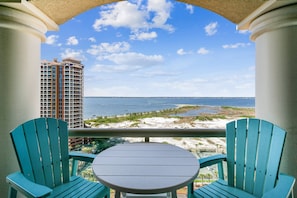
[83,97,255,119]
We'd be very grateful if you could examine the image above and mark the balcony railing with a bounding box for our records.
[68,128,226,142]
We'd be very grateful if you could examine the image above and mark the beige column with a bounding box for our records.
[0,5,50,195]
[250,4,297,194]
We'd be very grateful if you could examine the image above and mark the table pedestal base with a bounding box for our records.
[121,192,176,198]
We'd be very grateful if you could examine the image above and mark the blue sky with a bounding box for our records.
[41,0,255,97]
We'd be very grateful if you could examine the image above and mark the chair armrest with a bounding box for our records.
[187,154,227,198]
[69,151,96,163]
[199,154,226,168]
[6,172,52,198]
[69,152,97,176]
[262,173,295,198]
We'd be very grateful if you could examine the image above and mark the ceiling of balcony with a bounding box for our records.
[24,0,297,29]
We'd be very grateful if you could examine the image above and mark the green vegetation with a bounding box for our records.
[195,115,226,121]
[84,105,255,127]
[84,105,202,126]
[80,138,125,154]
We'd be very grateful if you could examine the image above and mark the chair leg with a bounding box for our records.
[8,187,17,198]
[71,159,78,176]
[187,183,194,198]
[171,191,177,198]
[289,189,294,198]
[105,192,110,198]
[107,190,111,198]
[218,162,224,180]
[115,191,121,198]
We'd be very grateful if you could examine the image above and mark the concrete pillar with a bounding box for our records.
[0,6,47,195]
[250,4,297,194]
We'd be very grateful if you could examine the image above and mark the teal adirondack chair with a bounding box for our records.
[188,118,295,198]
[6,118,110,198]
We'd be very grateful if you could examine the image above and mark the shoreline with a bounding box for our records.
[85,105,255,128]
[84,97,255,119]
[84,105,254,120]
[86,105,254,153]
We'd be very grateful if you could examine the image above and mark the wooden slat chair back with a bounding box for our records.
[7,117,110,198]
[11,118,70,188]
[190,118,295,198]
[226,118,285,197]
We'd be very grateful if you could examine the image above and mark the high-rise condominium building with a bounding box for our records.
[40,58,84,128]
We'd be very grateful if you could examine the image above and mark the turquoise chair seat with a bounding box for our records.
[6,118,110,198]
[188,118,295,198]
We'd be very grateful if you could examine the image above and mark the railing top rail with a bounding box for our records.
[68,128,226,138]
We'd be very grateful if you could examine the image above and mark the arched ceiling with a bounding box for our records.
[2,0,297,30]
[28,0,265,25]
[28,0,121,25]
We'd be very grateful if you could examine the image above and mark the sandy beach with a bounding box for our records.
[91,116,237,153]
[95,117,231,129]
[87,106,254,152]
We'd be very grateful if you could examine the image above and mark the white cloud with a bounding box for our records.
[238,29,250,34]
[147,0,174,31]
[222,42,251,49]
[66,36,79,45]
[177,48,186,55]
[93,0,174,33]
[177,48,195,55]
[45,35,59,45]
[60,48,85,60]
[84,65,255,97]
[70,17,81,23]
[197,47,210,55]
[87,42,130,56]
[205,22,218,36]
[130,31,157,40]
[93,1,147,31]
[152,72,254,97]
[88,37,96,42]
[87,41,163,69]
[90,64,142,73]
[101,52,163,66]
[186,4,194,14]
[132,70,177,78]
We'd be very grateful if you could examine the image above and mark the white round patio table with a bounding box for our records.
[92,142,200,198]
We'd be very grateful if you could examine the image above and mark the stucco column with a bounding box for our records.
[0,6,47,195]
[250,4,297,194]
